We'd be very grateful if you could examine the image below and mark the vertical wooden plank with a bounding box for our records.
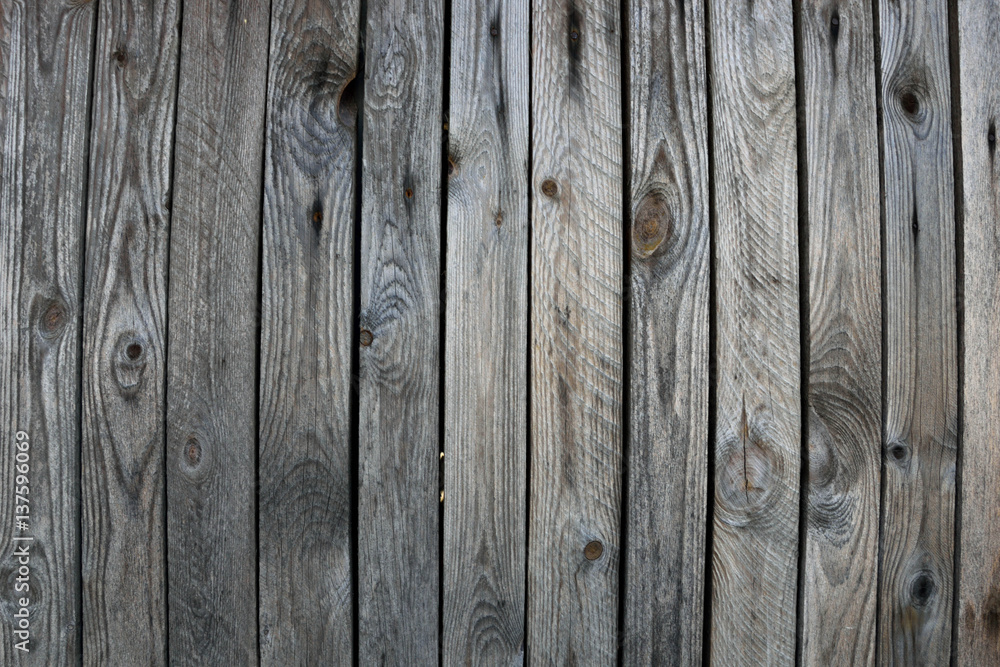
[706,0,800,664]
[798,1,881,664]
[0,0,95,662]
[356,0,442,661]
[80,0,180,663]
[257,0,358,662]
[442,0,529,663]
[527,0,623,662]
[956,0,1000,661]
[165,0,269,663]
[622,0,709,662]
[877,0,958,663]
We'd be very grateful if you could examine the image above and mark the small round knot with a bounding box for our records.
[125,342,143,361]
[186,437,202,466]
[899,89,920,117]
[38,299,68,339]
[540,179,558,197]
[112,48,127,66]
[360,329,374,346]
[584,541,603,560]
[404,188,414,199]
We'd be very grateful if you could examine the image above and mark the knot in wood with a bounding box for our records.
[360,328,374,346]
[186,437,202,466]
[632,192,672,259]
[584,541,603,560]
[540,179,558,197]
[38,297,68,340]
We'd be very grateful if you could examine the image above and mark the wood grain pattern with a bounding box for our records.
[797,1,881,664]
[526,0,623,663]
[356,0,443,662]
[165,0,269,663]
[956,0,1000,662]
[877,0,958,663]
[0,1,95,663]
[258,0,359,662]
[442,0,529,664]
[622,0,709,663]
[80,0,180,664]
[706,0,800,664]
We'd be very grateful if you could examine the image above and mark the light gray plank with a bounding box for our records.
[622,0,709,663]
[257,0,359,662]
[797,1,881,664]
[442,0,529,664]
[706,0,800,663]
[877,0,958,662]
[526,0,623,663]
[80,0,180,664]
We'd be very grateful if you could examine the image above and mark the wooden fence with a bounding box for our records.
[1,0,998,664]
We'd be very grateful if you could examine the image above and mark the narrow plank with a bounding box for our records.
[706,0,801,663]
[526,0,623,662]
[798,1,881,664]
[356,0,443,661]
[257,0,359,661]
[956,1,1000,662]
[442,0,529,663]
[622,0,709,662]
[877,0,958,662]
[80,1,180,663]
[0,1,95,662]
[164,0,269,663]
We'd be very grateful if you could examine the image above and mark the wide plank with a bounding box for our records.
[622,0,709,663]
[80,1,180,664]
[877,0,958,662]
[706,0,800,663]
[442,0,529,664]
[258,0,359,662]
[797,1,881,664]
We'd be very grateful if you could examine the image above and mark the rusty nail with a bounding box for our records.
[584,541,603,560]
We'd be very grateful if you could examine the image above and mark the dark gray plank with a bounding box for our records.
[164,0,269,663]
[442,0,529,664]
[356,0,443,661]
[877,0,958,663]
[0,1,95,663]
[258,0,359,662]
[622,0,709,663]
[706,0,800,663]
[526,0,624,663]
[798,0,881,664]
[80,0,180,664]
[956,0,1000,662]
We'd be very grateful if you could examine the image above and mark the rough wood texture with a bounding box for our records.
[707,0,800,663]
[798,1,881,664]
[956,0,1000,662]
[527,0,623,663]
[258,0,359,662]
[622,0,709,663]
[0,1,95,663]
[356,0,443,661]
[165,0,268,663]
[442,0,529,664]
[877,0,958,663]
[80,1,180,664]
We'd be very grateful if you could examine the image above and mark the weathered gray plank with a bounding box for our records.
[956,0,1000,661]
[356,0,443,661]
[80,0,180,663]
[257,0,359,662]
[798,1,881,664]
[526,0,623,663]
[622,0,709,662]
[706,0,800,663]
[164,0,269,663]
[877,0,958,662]
[0,1,95,662]
[442,0,529,664]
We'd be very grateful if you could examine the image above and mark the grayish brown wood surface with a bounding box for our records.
[165,0,269,663]
[442,0,529,664]
[526,0,623,663]
[258,0,359,662]
[877,0,958,663]
[0,1,95,663]
[798,1,881,664]
[706,0,800,663]
[957,0,1000,662]
[622,0,709,662]
[357,0,443,662]
[80,1,180,664]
